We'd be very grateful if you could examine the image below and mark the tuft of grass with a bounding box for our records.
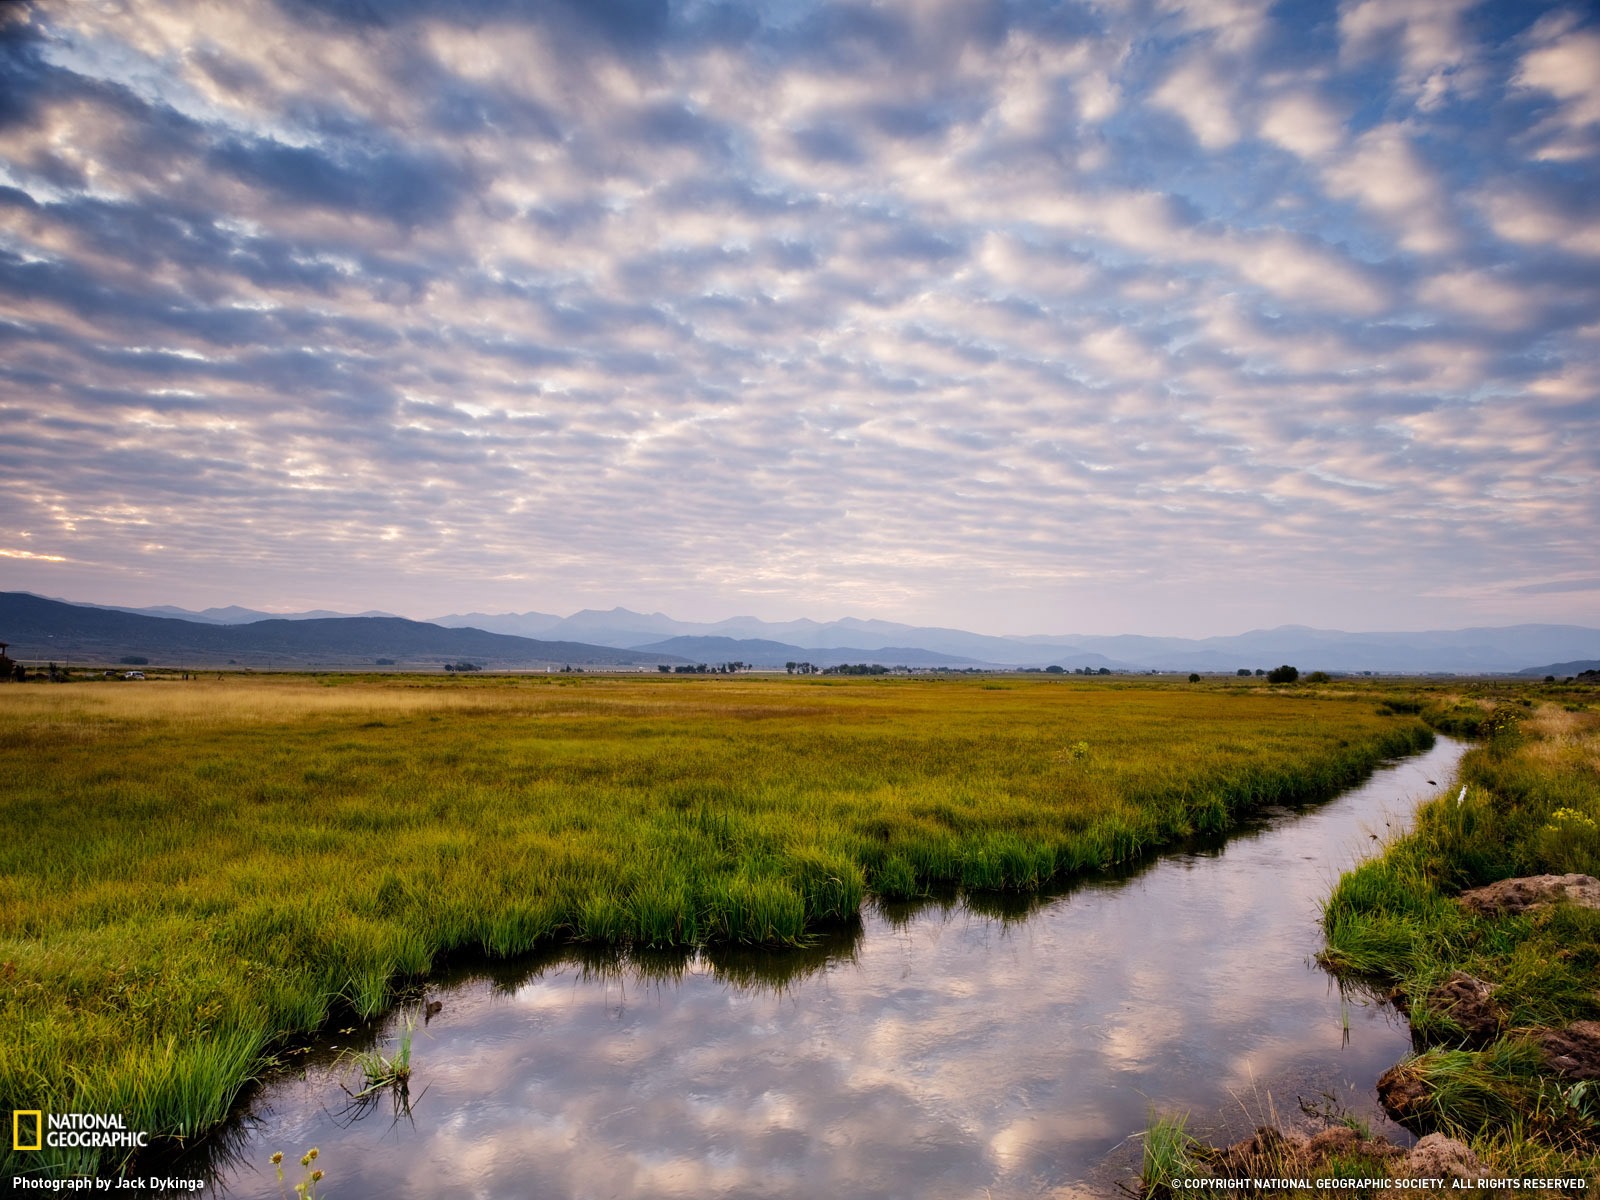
[343,1018,413,1099]
[1141,1110,1199,1198]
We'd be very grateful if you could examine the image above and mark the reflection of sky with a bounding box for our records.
[211,741,1463,1199]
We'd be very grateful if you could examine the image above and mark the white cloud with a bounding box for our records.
[1157,0,1277,55]
[1150,55,1240,149]
[1338,0,1482,109]
[1476,186,1600,256]
[1322,123,1457,253]
[1258,91,1346,159]
[1414,268,1540,329]
[1515,23,1600,160]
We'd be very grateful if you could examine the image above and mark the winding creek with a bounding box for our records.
[198,737,1465,1199]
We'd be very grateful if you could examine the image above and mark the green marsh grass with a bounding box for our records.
[1141,1109,1199,1197]
[0,672,1431,1173]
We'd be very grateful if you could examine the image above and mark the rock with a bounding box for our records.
[1376,1061,1431,1123]
[1424,971,1503,1045]
[1458,874,1600,917]
[1400,1133,1487,1182]
[1201,1126,1298,1176]
[1304,1125,1404,1162]
[1538,1020,1600,1080]
[1201,1123,1403,1179]
[1302,1126,1359,1158]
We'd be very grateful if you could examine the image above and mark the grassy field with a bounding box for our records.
[0,672,1433,1176]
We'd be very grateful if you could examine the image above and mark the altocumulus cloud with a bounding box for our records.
[0,0,1595,634]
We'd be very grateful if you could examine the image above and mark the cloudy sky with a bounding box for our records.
[0,0,1596,637]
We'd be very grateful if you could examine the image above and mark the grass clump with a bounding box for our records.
[343,1018,413,1099]
[0,672,1432,1173]
[1141,1110,1200,1197]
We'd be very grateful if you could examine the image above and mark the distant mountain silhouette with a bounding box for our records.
[0,593,688,668]
[43,596,402,624]
[431,606,1600,672]
[11,591,1600,674]
[629,636,987,668]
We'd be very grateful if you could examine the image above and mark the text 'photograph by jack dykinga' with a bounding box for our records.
[1,0,1598,1196]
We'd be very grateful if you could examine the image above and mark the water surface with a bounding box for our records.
[206,738,1464,1199]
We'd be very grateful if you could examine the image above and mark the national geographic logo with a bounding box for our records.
[13,1110,42,1152]
[11,1110,148,1150]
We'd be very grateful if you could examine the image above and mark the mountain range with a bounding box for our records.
[4,592,1598,674]
[427,607,1600,674]
[0,593,684,669]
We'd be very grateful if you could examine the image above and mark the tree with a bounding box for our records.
[1188,673,1201,683]
[1045,664,1065,674]
[1266,664,1299,684]
[1236,668,1251,677]
[1306,670,1330,683]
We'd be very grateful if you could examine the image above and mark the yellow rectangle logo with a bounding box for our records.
[13,1109,42,1151]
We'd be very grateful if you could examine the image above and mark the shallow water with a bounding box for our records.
[201,737,1464,1199]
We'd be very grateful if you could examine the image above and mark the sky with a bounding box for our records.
[0,0,1596,638]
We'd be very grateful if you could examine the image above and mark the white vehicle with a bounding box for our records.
[123,671,146,680]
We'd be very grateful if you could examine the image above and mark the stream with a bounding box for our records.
[199,737,1465,1199]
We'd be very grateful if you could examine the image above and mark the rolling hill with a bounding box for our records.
[0,593,687,669]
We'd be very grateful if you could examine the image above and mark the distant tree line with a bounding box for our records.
[1223,665,1325,682]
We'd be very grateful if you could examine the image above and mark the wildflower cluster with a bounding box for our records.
[1545,807,1598,832]
[272,1146,324,1198]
